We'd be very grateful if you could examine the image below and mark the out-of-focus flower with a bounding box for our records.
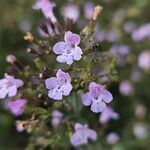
[6,99,27,116]
[82,82,113,113]
[0,74,24,99]
[106,132,120,144]
[6,55,17,64]
[123,21,136,33]
[130,70,141,82]
[138,51,150,70]
[99,107,119,124]
[70,123,97,147]
[51,110,63,128]
[33,0,56,22]
[16,121,25,132]
[110,44,130,56]
[84,2,94,19]
[135,104,146,118]
[133,123,148,139]
[45,69,72,100]
[53,31,82,65]
[119,80,133,96]
[105,30,119,42]
[95,26,106,42]
[61,4,79,22]
[132,23,150,41]
[18,20,31,32]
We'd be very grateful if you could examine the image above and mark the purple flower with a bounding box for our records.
[6,99,27,116]
[84,2,94,19]
[82,82,113,113]
[106,132,120,144]
[33,0,56,22]
[53,31,83,65]
[51,110,63,128]
[132,23,150,41]
[0,74,24,99]
[61,4,79,22]
[45,69,72,100]
[133,123,148,139]
[119,80,133,96]
[99,107,119,124]
[138,51,150,70]
[70,123,97,147]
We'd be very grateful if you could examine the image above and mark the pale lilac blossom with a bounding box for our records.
[105,30,119,42]
[84,2,94,19]
[45,69,72,100]
[132,23,150,41]
[99,107,119,124]
[133,123,148,139]
[82,82,113,113]
[33,0,56,22]
[61,4,79,22]
[123,21,136,33]
[70,123,97,147]
[53,31,83,65]
[6,99,27,116]
[119,80,133,96]
[106,132,120,144]
[51,110,63,128]
[0,74,24,99]
[138,51,150,70]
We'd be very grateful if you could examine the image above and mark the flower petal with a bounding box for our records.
[89,82,99,92]
[53,42,66,54]
[86,129,97,141]
[71,131,87,146]
[45,77,57,90]
[48,89,62,100]
[73,46,83,61]
[82,92,92,106]
[65,31,80,45]
[0,87,8,99]
[62,83,72,96]
[91,100,107,113]
[56,55,68,63]
[8,85,17,97]
[15,79,24,87]
[101,90,113,103]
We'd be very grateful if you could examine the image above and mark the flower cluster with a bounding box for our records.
[0,0,119,149]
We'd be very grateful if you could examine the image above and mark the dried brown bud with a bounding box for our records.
[24,32,34,42]
[92,5,103,21]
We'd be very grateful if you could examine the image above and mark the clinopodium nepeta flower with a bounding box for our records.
[53,31,83,65]
[0,74,24,99]
[33,0,56,22]
[45,69,72,100]
[82,82,113,113]
[70,123,97,147]
[6,99,27,116]
[99,107,119,124]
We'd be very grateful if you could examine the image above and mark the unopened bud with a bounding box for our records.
[92,5,103,21]
[24,32,34,42]
[6,54,16,64]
